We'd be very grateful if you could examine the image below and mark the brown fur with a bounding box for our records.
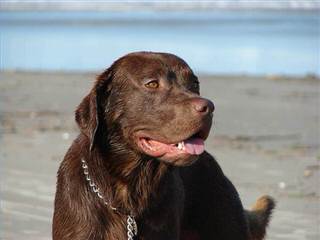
[53,52,275,240]
[246,196,276,240]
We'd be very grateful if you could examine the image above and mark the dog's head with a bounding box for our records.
[75,52,214,166]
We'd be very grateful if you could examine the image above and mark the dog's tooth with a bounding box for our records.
[177,141,185,150]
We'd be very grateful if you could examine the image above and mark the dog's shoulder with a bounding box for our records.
[179,152,250,239]
[56,134,89,191]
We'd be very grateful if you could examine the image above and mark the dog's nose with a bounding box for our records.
[191,98,215,115]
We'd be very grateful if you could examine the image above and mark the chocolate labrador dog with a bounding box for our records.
[53,52,275,240]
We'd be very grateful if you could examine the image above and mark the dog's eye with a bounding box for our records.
[145,80,159,89]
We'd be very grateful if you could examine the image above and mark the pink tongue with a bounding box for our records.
[184,138,205,155]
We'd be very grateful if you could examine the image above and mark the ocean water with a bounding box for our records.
[0,10,319,76]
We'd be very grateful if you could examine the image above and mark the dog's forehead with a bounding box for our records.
[117,53,194,81]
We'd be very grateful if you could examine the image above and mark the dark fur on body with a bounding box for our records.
[53,52,274,240]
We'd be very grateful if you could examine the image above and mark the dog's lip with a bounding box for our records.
[135,126,210,145]
[135,127,210,157]
[138,135,205,158]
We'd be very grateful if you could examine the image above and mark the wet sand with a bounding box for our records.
[0,71,319,240]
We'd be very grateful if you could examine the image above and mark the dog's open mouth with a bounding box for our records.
[137,132,206,158]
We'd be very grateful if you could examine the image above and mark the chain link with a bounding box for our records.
[127,215,138,240]
[81,159,138,240]
[81,159,118,210]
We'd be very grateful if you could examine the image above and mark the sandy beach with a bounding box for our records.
[0,71,319,240]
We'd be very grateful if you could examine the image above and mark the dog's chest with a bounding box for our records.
[135,171,185,240]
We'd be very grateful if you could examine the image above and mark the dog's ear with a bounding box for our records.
[75,69,112,151]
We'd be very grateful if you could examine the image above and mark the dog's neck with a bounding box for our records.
[83,135,172,217]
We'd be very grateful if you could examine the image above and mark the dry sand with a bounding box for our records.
[0,71,319,240]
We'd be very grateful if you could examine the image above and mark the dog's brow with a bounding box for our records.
[167,71,176,81]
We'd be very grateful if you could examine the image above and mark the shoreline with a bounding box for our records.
[1,70,319,81]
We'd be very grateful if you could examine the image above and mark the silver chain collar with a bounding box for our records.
[81,159,138,240]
